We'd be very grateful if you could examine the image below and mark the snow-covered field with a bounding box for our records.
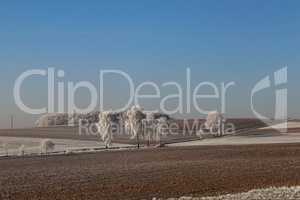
[260,121,300,130]
[168,132,300,147]
[156,186,300,200]
[0,136,133,156]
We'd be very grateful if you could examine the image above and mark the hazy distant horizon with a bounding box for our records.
[1,1,299,128]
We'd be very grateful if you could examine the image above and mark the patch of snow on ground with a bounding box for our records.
[0,136,133,156]
[168,132,300,147]
[260,121,300,130]
[154,186,300,200]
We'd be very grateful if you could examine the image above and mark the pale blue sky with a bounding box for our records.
[0,0,299,128]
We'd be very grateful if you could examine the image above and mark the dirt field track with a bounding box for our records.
[1,143,300,200]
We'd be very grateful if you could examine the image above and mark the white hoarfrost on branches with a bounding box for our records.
[126,106,170,146]
[157,117,169,136]
[35,112,100,127]
[143,113,159,144]
[98,111,116,148]
[97,106,170,148]
[204,111,225,137]
[143,113,170,144]
[125,106,146,140]
[35,113,69,127]
[40,139,55,154]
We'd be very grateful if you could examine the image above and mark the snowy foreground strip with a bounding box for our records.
[154,186,300,200]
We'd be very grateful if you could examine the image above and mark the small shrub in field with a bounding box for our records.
[40,139,55,154]
[18,145,25,156]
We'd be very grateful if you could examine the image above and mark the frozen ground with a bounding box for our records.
[158,186,300,200]
[168,132,300,147]
[0,136,133,156]
[1,144,299,199]
[260,121,300,130]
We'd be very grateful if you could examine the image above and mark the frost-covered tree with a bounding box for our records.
[205,111,225,137]
[157,117,169,138]
[142,113,157,146]
[98,111,116,148]
[126,106,146,148]
[97,107,170,149]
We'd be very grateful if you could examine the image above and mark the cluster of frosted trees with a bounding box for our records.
[35,112,100,127]
[98,107,226,148]
[98,106,170,148]
[34,107,225,150]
